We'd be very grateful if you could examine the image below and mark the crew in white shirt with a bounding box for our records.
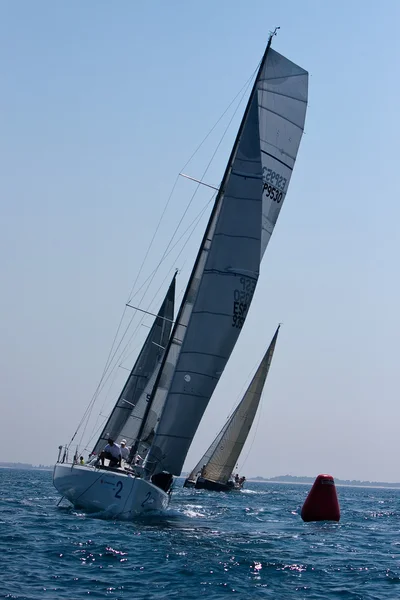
[120,439,130,461]
[100,437,121,467]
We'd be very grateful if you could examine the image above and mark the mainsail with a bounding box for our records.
[91,274,176,456]
[145,36,308,477]
[187,325,280,485]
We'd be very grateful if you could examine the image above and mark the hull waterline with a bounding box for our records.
[53,463,169,518]
[194,477,241,492]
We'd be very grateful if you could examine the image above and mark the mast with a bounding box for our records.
[145,29,308,477]
[143,35,276,473]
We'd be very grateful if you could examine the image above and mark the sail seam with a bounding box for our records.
[192,310,233,318]
[224,195,261,202]
[174,369,219,380]
[180,350,227,359]
[155,433,195,440]
[213,233,260,241]
[260,138,296,162]
[260,149,293,171]
[231,171,262,181]
[260,72,306,81]
[167,392,209,399]
[234,156,264,164]
[259,104,305,130]
[258,88,307,103]
[204,269,257,279]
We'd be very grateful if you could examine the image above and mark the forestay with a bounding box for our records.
[91,274,175,456]
[146,40,308,477]
[193,325,280,485]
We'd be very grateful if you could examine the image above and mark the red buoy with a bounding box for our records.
[301,474,340,522]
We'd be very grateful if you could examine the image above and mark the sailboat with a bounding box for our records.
[53,31,308,518]
[53,275,176,515]
[184,325,280,492]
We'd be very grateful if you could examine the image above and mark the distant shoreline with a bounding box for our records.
[2,464,400,489]
[180,474,400,489]
[245,479,400,490]
[245,476,400,489]
[0,463,52,472]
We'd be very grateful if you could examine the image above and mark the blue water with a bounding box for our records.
[1,469,399,599]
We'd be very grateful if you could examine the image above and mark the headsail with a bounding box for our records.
[146,36,308,477]
[187,325,280,485]
[91,273,176,456]
[118,354,161,455]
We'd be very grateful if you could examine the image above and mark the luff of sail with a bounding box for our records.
[188,325,280,485]
[91,273,176,456]
[146,37,308,477]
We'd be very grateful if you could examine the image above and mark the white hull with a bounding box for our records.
[53,463,170,518]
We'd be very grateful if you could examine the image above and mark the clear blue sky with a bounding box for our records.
[1,1,399,481]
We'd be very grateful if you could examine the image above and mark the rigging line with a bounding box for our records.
[125,67,256,308]
[118,269,177,370]
[78,353,124,452]
[111,195,214,370]
[84,334,143,451]
[82,195,214,453]
[125,67,257,310]
[125,305,175,323]
[86,316,150,447]
[90,72,256,402]
[112,275,177,378]
[86,195,214,417]
[175,68,258,183]
[128,79,256,306]
[83,415,109,454]
[70,69,256,448]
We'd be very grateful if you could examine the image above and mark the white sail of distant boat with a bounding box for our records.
[53,31,308,518]
[184,325,280,492]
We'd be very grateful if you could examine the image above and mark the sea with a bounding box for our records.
[1,469,399,599]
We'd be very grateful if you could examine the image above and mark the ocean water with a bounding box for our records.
[1,469,399,599]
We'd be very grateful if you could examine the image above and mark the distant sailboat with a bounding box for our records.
[184,325,280,492]
[53,31,308,518]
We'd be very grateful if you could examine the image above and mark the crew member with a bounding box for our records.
[120,439,130,461]
[100,437,121,468]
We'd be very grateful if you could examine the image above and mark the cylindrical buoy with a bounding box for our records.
[301,474,340,522]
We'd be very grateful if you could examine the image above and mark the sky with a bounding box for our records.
[1,1,400,482]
